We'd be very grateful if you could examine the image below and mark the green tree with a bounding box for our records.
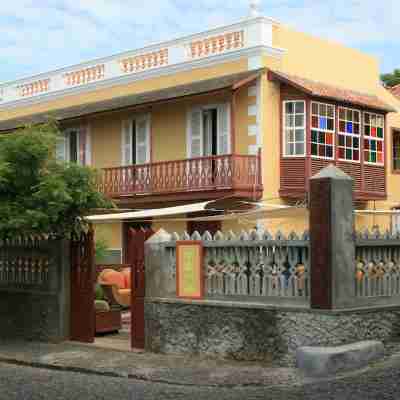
[381,69,400,88]
[0,122,113,239]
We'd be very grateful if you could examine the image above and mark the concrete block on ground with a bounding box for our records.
[296,340,384,377]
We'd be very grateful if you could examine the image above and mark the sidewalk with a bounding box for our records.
[0,340,302,387]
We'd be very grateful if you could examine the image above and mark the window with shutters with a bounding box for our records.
[56,128,80,163]
[393,129,400,171]
[187,103,230,158]
[121,115,150,165]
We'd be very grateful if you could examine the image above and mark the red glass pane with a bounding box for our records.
[371,127,377,137]
[339,148,345,159]
[326,133,333,145]
[364,140,369,150]
[354,150,359,161]
[312,116,318,129]
[377,141,383,152]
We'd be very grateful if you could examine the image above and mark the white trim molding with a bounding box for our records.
[0,17,285,111]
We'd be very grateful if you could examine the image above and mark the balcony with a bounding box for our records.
[98,153,263,202]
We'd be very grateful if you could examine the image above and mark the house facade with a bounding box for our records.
[1,12,400,262]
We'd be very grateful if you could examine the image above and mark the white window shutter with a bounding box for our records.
[121,120,132,166]
[78,126,86,165]
[188,108,203,158]
[56,133,67,161]
[136,115,150,165]
[217,103,230,155]
[85,123,92,166]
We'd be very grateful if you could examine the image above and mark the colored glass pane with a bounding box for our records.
[326,146,333,158]
[339,135,345,146]
[377,153,383,163]
[354,150,359,160]
[326,133,333,145]
[346,122,353,134]
[311,143,318,155]
[377,128,383,138]
[312,116,318,128]
[339,148,345,159]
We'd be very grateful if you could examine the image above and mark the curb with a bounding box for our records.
[0,356,284,388]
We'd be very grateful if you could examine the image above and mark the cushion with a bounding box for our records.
[121,268,131,289]
[100,269,126,289]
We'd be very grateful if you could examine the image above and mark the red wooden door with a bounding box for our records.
[70,229,95,343]
[129,228,154,349]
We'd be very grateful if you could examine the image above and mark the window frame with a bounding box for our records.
[310,101,336,161]
[282,100,306,158]
[392,128,400,173]
[338,106,361,164]
[62,127,81,164]
[363,111,385,166]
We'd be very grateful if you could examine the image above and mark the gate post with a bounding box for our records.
[309,165,356,309]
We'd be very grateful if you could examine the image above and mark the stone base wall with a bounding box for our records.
[0,293,67,342]
[145,301,400,365]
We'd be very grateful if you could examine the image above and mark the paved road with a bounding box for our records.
[0,358,400,400]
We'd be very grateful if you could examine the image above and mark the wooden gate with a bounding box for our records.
[70,229,95,343]
[129,228,154,349]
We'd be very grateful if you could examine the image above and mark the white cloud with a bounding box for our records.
[0,0,398,82]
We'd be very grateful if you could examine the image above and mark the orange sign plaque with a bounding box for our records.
[176,241,204,299]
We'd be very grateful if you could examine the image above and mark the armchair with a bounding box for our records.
[98,268,132,308]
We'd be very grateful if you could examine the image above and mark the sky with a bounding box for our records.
[0,0,399,83]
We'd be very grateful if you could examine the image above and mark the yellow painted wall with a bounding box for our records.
[272,24,380,92]
[94,222,122,249]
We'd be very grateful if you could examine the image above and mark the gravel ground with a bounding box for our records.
[1,355,400,400]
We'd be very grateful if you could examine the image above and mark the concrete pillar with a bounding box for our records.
[309,165,355,309]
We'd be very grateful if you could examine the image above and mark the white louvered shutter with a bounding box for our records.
[56,133,67,161]
[121,120,132,166]
[78,126,87,165]
[217,103,230,155]
[188,108,203,158]
[136,115,150,165]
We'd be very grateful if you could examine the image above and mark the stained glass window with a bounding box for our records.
[311,102,335,159]
[283,101,305,156]
[393,130,400,171]
[338,107,360,162]
[364,112,384,164]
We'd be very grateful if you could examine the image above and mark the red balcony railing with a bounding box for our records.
[98,153,262,198]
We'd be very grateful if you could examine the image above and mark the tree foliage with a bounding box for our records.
[381,69,400,88]
[0,122,113,239]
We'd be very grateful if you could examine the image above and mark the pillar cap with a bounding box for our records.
[310,164,353,181]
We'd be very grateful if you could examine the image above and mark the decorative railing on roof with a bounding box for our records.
[0,17,277,107]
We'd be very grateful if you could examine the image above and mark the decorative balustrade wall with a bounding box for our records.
[0,236,64,294]
[151,229,310,306]
[355,229,400,299]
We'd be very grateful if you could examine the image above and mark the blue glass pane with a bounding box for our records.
[319,117,327,130]
[346,122,353,134]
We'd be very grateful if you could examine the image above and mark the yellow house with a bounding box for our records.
[1,9,400,262]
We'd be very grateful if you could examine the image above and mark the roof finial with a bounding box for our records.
[249,0,261,18]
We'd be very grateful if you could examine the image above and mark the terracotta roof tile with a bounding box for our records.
[269,70,396,113]
[390,84,400,99]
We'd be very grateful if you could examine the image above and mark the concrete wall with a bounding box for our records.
[0,239,71,342]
